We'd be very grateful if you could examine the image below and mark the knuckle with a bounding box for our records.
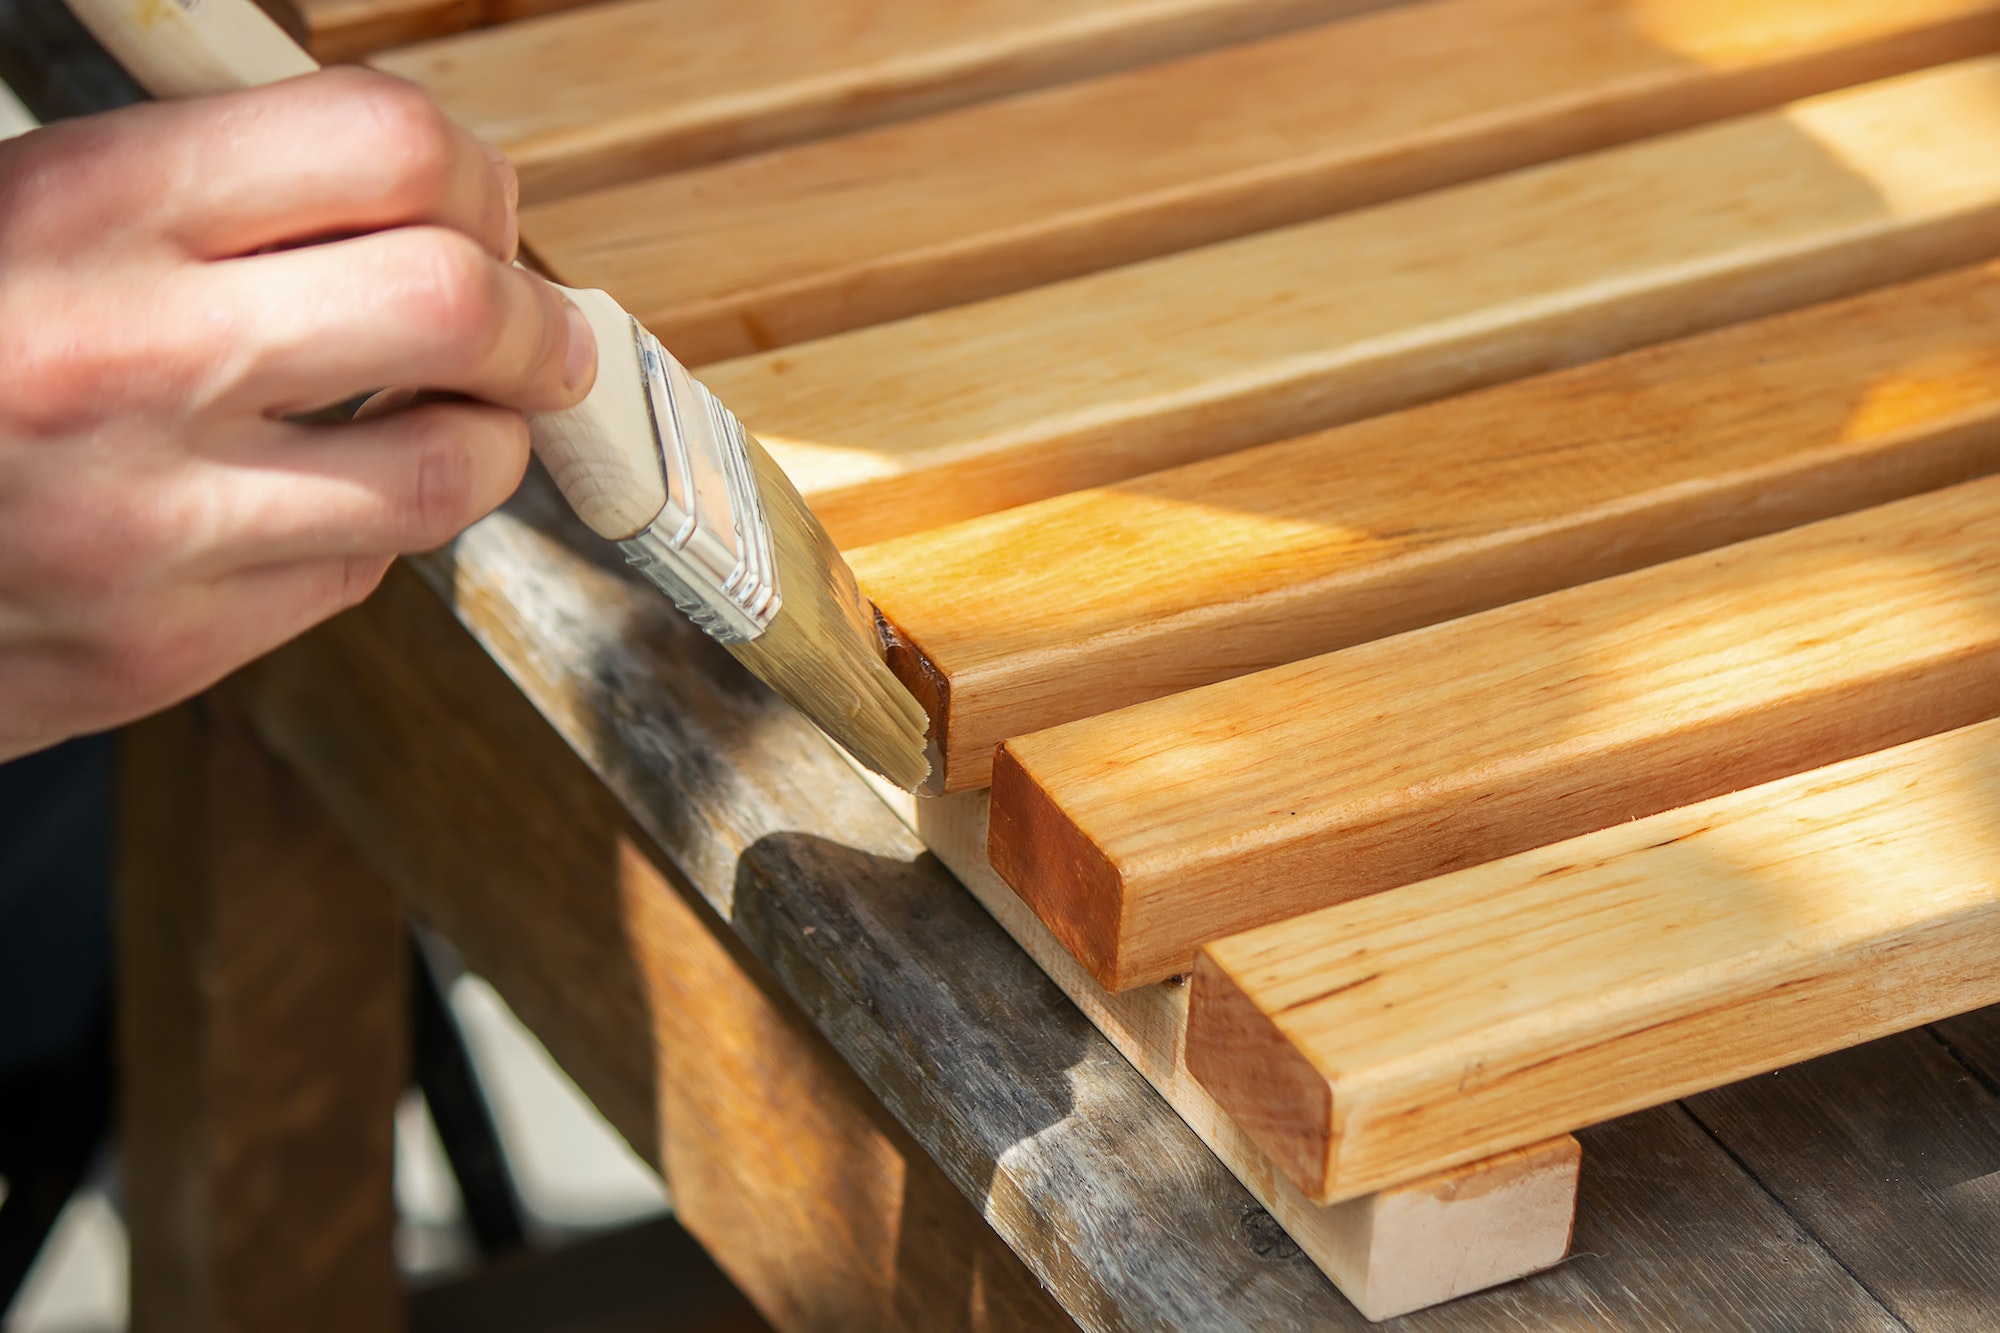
[405,234,504,369]
[338,70,459,214]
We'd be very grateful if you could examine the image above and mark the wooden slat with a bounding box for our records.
[526,0,2000,365]
[1682,1020,2000,1328]
[376,0,1397,203]
[991,472,2000,990]
[875,785,1579,1321]
[697,55,2000,550]
[1182,713,2000,1203]
[859,262,2000,793]
[119,700,405,1332]
[285,0,475,65]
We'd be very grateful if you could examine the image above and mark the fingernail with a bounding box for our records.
[483,140,520,260]
[563,298,597,395]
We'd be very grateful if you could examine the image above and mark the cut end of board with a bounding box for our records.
[1187,949,1338,1201]
[876,608,952,797]
[988,741,1133,988]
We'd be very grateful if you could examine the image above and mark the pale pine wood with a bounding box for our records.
[374,0,1397,203]
[698,55,2000,550]
[990,472,2000,991]
[867,782,1579,1321]
[1186,714,2000,1204]
[525,0,2000,365]
[119,700,405,1332]
[857,262,2000,792]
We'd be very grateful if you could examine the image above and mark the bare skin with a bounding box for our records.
[0,67,597,759]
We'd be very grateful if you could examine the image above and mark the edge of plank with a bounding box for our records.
[861,773,1578,1320]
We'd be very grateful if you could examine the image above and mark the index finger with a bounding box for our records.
[42,67,519,262]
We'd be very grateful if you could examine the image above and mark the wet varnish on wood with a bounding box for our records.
[990,473,2000,989]
[857,261,2000,792]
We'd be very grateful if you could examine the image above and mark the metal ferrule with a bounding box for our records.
[616,320,781,645]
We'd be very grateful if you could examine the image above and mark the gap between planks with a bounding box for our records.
[857,260,2000,794]
[695,54,2000,550]
[524,0,2000,365]
[853,771,1579,1322]
[378,0,1405,203]
[988,466,2000,990]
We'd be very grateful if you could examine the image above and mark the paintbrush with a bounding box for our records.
[60,0,934,791]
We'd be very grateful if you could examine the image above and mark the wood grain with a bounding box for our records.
[1684,1019,2000,1329]
[376,0,1400,203]
[1183,712,2000,1202]
[526,0,2000,365]
[874,784,1579,1321]
[234,569,1078,1333]
[859,261,2000,793]
[698,55,2000,549]
[285,0,474,65]
[119,700,405,1333]
[991,471,2000,990]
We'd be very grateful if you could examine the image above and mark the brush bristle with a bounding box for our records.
[727,436,933,791]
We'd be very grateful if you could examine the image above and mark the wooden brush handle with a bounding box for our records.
[62,0,671,541]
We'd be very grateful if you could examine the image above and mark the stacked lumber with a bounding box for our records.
[297,0,2000,1317]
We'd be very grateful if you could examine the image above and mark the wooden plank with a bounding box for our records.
[1682,1019,2000,1329]
[235,569,1080,1332]
[1182,713,2000,1203]
[375,0,1399,204]
[118,699,405,1333]
[242,479,1913,1326]
[990,471,2000,990]
[234,532,1373,1331]
[285,0,476,65]
[698,55,2000,549]
[875,784,1580,1321]
[1552,1105,1899,1332]
[858,261,2000,793]
[525,0,2000,366]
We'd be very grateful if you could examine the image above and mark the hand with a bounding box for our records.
[0,68,596,760]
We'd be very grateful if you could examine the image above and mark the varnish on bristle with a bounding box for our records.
[730,436,933,792]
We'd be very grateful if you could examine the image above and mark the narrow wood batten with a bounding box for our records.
[989,472,2000,990]
[699,56,2000,550]
[859,261,2000,792]
[525,0,2000,364]
[1186,715,2000,1203]
[378,0,1405,202]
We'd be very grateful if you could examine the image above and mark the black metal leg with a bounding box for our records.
[0,999,112,1314]
[410,931,529,1258]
